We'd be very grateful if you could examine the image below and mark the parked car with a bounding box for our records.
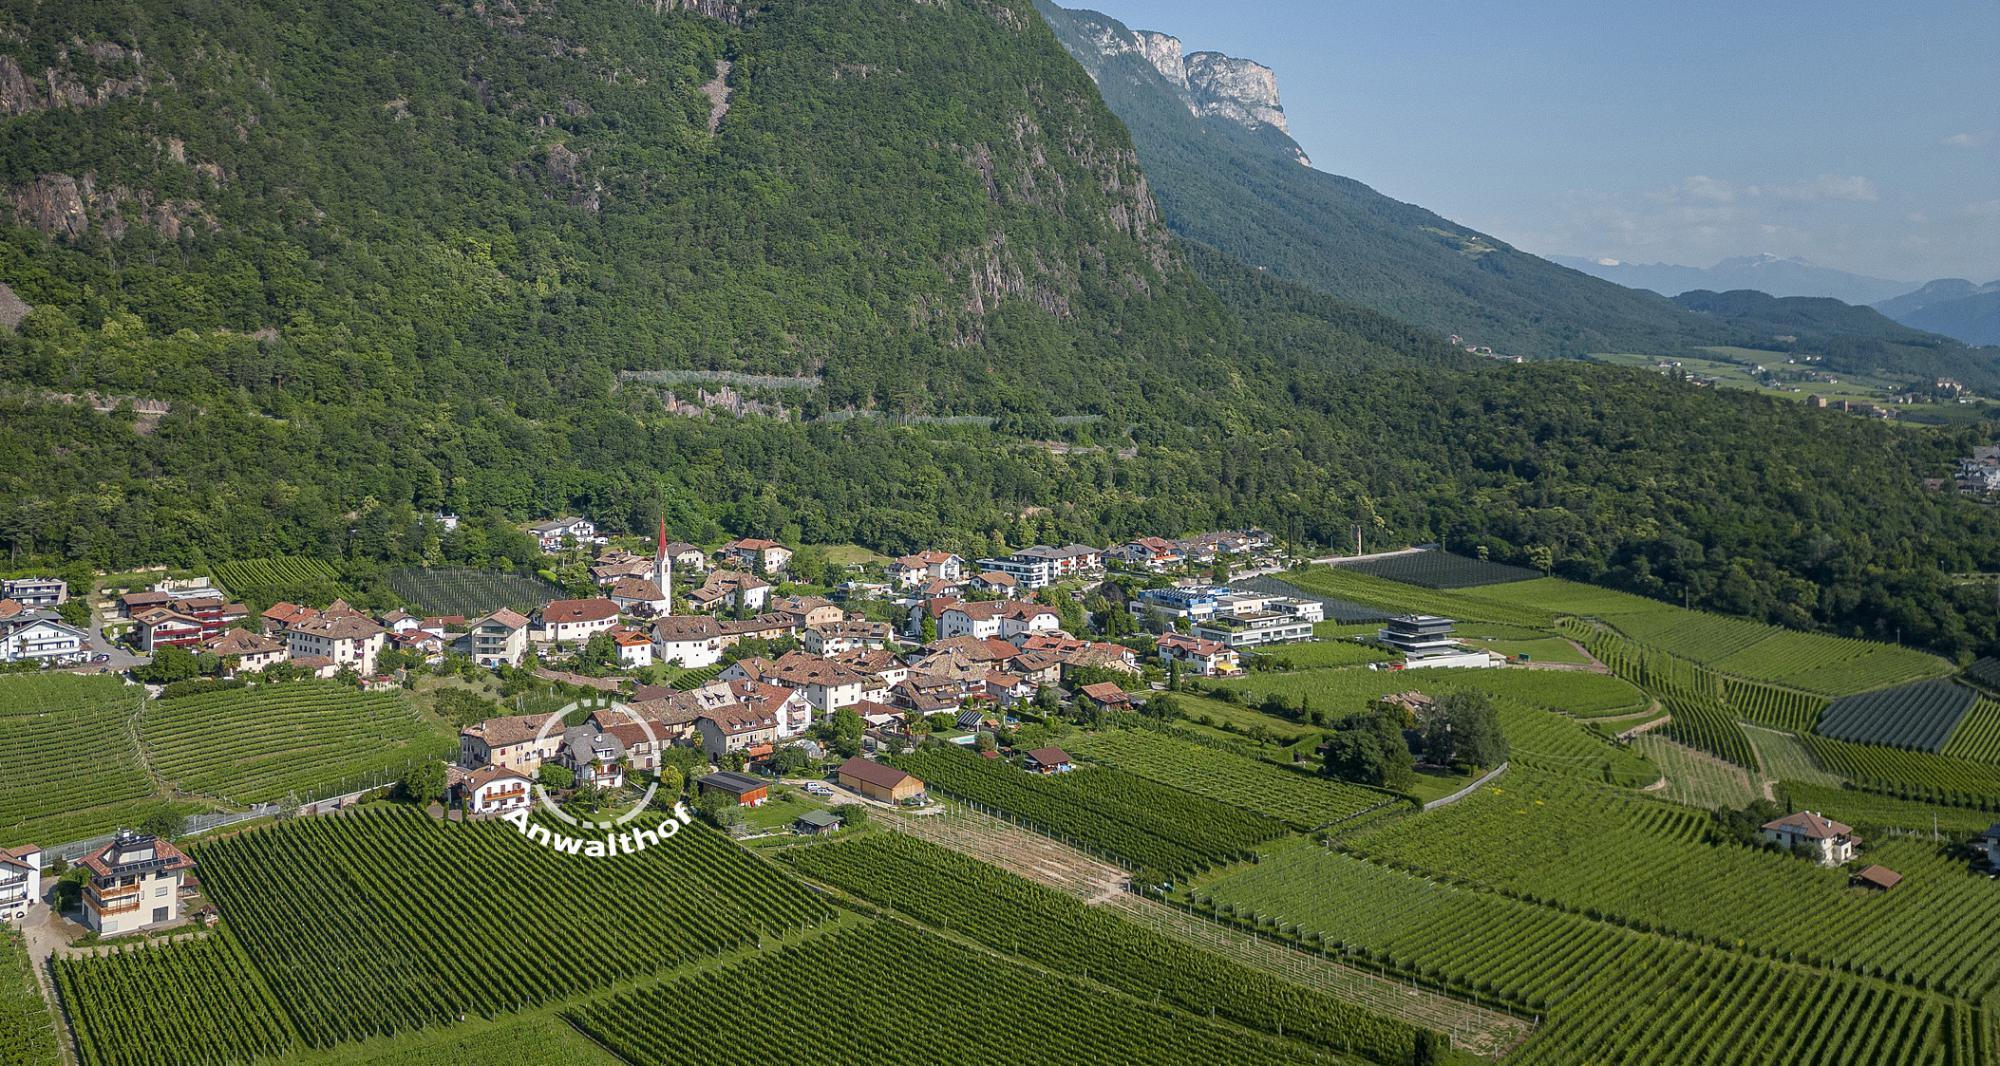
[803,782,834,797]
[91,653,111,663]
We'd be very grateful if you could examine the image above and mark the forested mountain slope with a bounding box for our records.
[1672,289,2000,391]
[1035,1,1726,358]
[3,0,2000,657]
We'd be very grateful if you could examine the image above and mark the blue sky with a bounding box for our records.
[1074,0,2000,282]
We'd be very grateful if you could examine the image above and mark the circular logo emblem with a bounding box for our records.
[530,699,661,829]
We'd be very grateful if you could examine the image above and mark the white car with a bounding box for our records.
[803,782,834,797]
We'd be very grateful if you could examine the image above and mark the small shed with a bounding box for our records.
[1851,865,1902,891]
[697,770,771,808]
[793,810,842,836]
[1024,747,1073,774]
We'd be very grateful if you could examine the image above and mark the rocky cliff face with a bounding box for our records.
[1182,52,1287,135]
[1044,12,1307,165]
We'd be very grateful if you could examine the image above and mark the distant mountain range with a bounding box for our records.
[1874,279,2000,347]
[1551,253,1916,307]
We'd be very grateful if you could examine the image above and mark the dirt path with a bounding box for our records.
[1617,711,1673,742]
[19,908,80,1066]
[886,802,1127,903]
[1107,894,1533,1058]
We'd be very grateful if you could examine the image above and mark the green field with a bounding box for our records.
[891,749,1287,881]
[1191,844,1971,1066]
[212,556,348,605]
[1065,729,1402,829]
[385,567,563,617]
[781,834,1429,1065]
[1217,665,1645,718]
[1629,734,1761,809]
[570,922,1328,1066]
[286,1012,618,1066]
[140,683,456,805]
[1252,639,1391,670]
[1777,780,1998,834]
[58,931,294,1066]
[0,675,164,845]
[1342,769,2000,998]
[0,931,58,1066]
[53,807,836,1062]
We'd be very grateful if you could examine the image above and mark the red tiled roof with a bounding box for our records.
[1026,747,1071,766]
[540,598,620,624]
[1762,811,1854,840]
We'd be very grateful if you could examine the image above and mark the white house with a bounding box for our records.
[0,612,86,663]
[769,652,871,713]
[722,538,793,575]
[0,844,40,923]
[890,551,966,589]
[999,603,1062,640]
[284,613,387,676]
[530,517,604,553]
[467,609,530,668]
[79,830,193,937]
[535,599,621,645]
[0,577,66,608]
[606,576,670,615]
[459,712,565,774]
[1761,811,1860,867]
[1156,632,1241,676]
[940,601,1006,640]
[613,629,654,668]
[803,620,892,657]
[652,615,725,669]
[200,628,289,677]
[457,765,534,816]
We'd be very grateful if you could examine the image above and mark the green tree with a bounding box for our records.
[399,760,449,805]
[538,763,575,791]
[139,807,185,841]
[1423,690,1508,769]
[135,645,204,685]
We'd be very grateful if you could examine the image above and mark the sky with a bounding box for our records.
[1075,0,2000,283]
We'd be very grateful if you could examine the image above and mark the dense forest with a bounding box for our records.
[3,0,2000,659]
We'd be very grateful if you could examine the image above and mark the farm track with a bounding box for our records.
[1105,893,1534,1057]
[888,802,1534,1056]
[887,803,1127,902]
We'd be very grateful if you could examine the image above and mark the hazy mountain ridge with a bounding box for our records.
[1876,279,2000,347]
[1553,253,1915,306]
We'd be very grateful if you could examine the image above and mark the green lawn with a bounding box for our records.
[1459,636,1590,665]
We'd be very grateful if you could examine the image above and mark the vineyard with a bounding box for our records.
[1215,664,1644,719]
[1816,679,1978,751]
[58,932,296,1066]
[1282,568,1556,629]
[1776,780,1999,834]
[0,931,58,1066]
[1629,734,1762,810]
[568,922,1332,1066]
[1799,733,2000,806]
[780,834,1430,1065]
[187,807,835,1049]
[386,568,562,617]
[1342,551,1540,589]
[1489,697,1658,787]
[1342,770,2000,997]
[1192,846,1977,1066]
[1656,692,1757,768]
[140,682,456,805]
[1941,697,2000,763]
[1253,639,1392,670]
[211,557,346,605]
[0,675,161,844]
[1064,729,1401,829]
[889,749,1286,880]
